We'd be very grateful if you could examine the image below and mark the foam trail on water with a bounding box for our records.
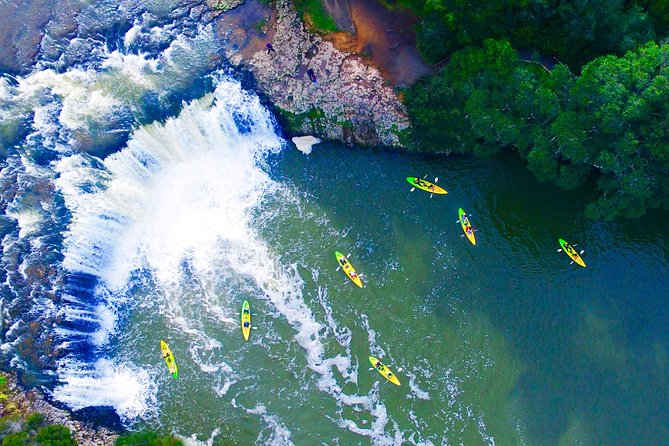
[51,76,283,423]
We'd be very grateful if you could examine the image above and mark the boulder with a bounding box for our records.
[223,0,409,147]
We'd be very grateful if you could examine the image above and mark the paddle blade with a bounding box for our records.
[434,177,439,183]
[410,187,415,192]
[557,249,563,252]
[580,250,585,254]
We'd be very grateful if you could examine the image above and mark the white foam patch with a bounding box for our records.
[405,370,431,401]
[5,209,42,239]
[247,403,293,446]
[124,24,143,48]
[1,24,221,152]
[2,156,55,240]
[476,414,496,446]
[337,386,405,445]
[52,358,158,423]
[55,79,281,289]
[316,285,353,351]
[291,135,321,154]
[182,427,221,446]
[361,313,386,358]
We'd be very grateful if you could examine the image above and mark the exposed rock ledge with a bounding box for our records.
[223,0,410,147]
[0,372,117,445]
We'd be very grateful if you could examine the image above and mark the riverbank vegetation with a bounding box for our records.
[0,373,183,446]
[293,0,338,33]
[394,1,669,219]
[115,432,183,446]
[0,376,76,446]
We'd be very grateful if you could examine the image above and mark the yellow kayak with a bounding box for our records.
[241,300,251,341]
[559,238,586,267]
[406,176,447,194]
[459,208,476,245]
[160,340,178,379]
[369,356,400,386]
[335,251,363,288]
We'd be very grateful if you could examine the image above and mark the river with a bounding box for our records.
[0,0,668,445]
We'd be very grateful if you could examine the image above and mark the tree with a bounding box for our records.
[404,38,669,220]
[115,432,184,446]
[2,433,28,446]
[392,0,655,68]
[404,39,524,155]
[569,42,669,217]
[34,425,76,446]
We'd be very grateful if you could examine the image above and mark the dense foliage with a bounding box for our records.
[115,432,184,446]
[403,40,669,220]
[293,0,338,33]
[633,0,669,35]
[0,374,182,446]
[384,0,658,68]
[1,415,75,446]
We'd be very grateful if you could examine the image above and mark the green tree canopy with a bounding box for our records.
[115,432,184,446]
[404,40,669,219]
[386,0,655,67]
[34,425,76,446]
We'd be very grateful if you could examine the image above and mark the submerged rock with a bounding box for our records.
[222,0,409,147]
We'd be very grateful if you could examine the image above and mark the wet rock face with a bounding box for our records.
[206,0,246,12]
[1,372,119,445]
[322,0,355,33]
[225,0,409,147]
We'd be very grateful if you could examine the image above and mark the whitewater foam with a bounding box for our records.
[52,358,158,423]
[51,76,284,422]
[1,23,221,154]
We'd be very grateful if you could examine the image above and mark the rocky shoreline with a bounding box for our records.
[0,372,117,445]
[215,0,411,147]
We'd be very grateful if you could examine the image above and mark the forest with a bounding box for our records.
[393,0,669,219]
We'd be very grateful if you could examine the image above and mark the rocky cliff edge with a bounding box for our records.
[220,0,410,147]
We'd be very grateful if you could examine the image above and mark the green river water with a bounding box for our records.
[115,139,669,445]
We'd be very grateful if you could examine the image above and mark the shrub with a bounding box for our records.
[34,425,76,446]
[25,413,45,431]
[115,432,184,446]
[2,432,27,446]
